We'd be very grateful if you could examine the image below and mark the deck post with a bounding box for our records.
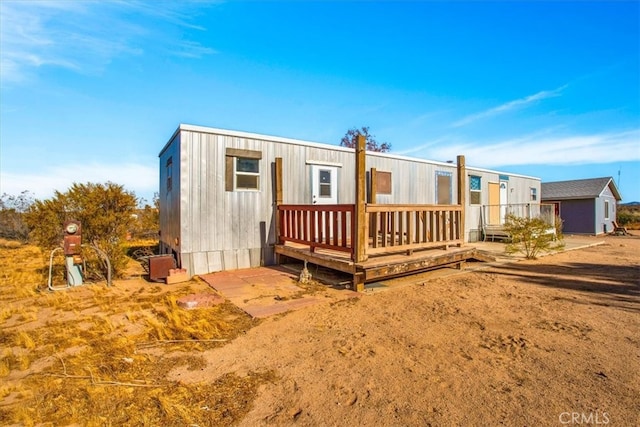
[457,155,466,246]
[275,158,284,266]
[369,167,377,203]
[354,134,367,290]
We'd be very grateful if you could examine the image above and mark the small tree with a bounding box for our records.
[24,182,138,277]
[340,126,391,152]
[0,191,34,243]
[504,213,564,259]
[131,193,160,239]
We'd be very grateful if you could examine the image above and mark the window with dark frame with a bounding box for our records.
[166,156,173,192]
[604,200,610,219]
[530,187,537,201]
[225,148,262,191]
[469,175,481,205]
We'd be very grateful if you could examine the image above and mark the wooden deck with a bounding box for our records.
[275,241,495,286]
[276,201,495,289]
[272,144,487,290]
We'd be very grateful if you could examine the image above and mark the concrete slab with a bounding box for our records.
[200,266,358,318]
[200,236,608,303]
[363,235,607,293]
[472,234,606,262]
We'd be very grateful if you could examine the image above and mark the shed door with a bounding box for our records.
[311,165,338,205]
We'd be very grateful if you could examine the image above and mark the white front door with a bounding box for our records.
[499,180,508,223]
[311,165,338,241]
[311,165,338,205]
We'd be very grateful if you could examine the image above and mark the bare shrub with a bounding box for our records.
[504,214,564,259]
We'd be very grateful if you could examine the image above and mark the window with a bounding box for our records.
[235,157,259,190]
[604,200,610,220]
[530,187,537,201]
[166,157,173,192]
[436,171,452,204]
[469,175,481,205]
[225,148,262,191]
[317,169,332,197]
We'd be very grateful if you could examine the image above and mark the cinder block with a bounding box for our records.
[176,293,226,309]
[166,269,190,284]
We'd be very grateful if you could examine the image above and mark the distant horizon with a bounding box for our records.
[1,1,638,203]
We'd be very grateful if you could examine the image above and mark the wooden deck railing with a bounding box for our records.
[367,204,463,255]
[278,204,463,259]
[278,204,355,254]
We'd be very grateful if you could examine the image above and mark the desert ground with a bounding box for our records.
[1,234,639,426]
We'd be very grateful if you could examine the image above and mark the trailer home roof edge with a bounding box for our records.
[159,123,539,181]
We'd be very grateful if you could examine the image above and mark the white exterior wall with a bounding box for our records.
[158,132,181,260]
[159,124,541,275]
[596,185,618,234]
[465,168,541,241]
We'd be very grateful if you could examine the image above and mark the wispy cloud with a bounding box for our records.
[416,129,640,168]
[0,0,217,84]
[1,162,157,201]
[169,40,218,59]
[395,136,454,156]
[452,85,567,127]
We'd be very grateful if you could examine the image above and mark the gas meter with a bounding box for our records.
[47,220,112,291]
[63,220,82,256]
[62,220,83,285]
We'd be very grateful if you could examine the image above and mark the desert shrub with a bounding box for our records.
[0,191,34,243]
[617,208,639,227]
[554,214,564,240]
[504,214,564,259]
[131,193,160,239]
[24,182,138,278]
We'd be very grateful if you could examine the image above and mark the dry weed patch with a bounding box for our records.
[0,242,269,426]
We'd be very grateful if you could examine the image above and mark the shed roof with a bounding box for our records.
[541,177,622,201]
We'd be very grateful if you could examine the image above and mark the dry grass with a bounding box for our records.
[0,241,270,426]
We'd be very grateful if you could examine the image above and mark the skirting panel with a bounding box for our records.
[183,247,276,276]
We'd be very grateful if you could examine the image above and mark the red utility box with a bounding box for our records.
[63,220,82,256]
[63,235,82,256]
[148,255,177,282]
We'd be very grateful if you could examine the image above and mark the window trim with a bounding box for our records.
[604,200,610,220]
[225,148,262,192]
[530,187,537,201]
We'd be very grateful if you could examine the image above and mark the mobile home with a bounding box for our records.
[159,124,542,279]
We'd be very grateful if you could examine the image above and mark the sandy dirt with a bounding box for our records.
[2,235,638,426]
[171,235,640,426]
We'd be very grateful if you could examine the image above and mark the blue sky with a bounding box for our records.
[1,0,639,204]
